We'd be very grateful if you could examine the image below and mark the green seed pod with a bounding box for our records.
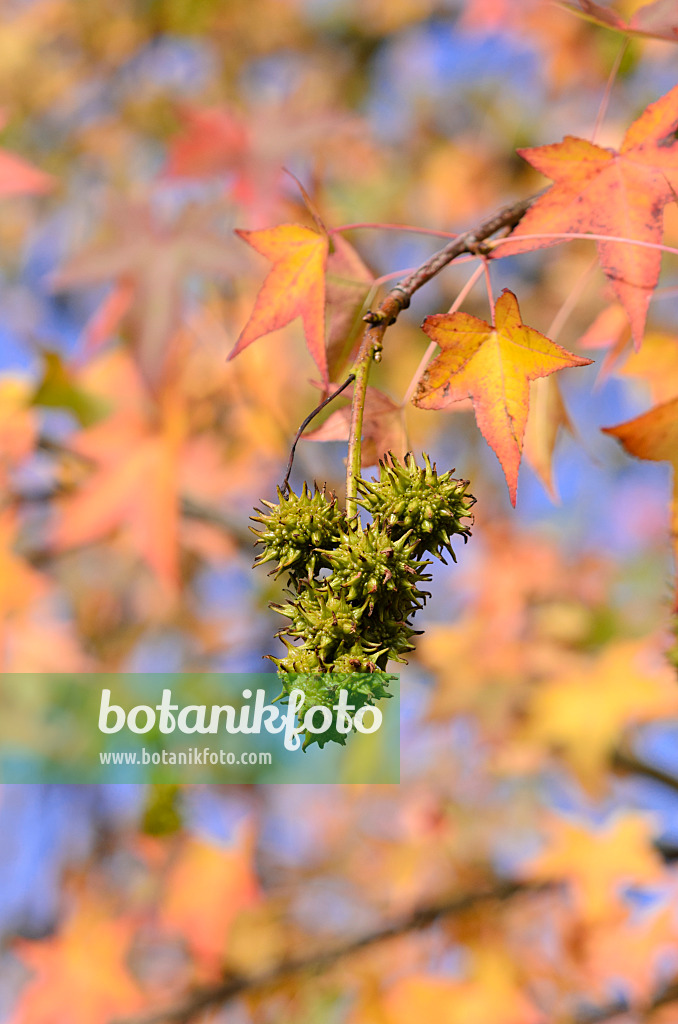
[357,452,475,562]
[253,452,475,748]
[326,523,432,614]
[251,483,344,581]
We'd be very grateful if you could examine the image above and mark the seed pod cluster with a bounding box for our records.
[251,453,475,748]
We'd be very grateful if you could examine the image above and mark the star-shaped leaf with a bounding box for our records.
[52,201,239,384]
[603,397,678,606]
[496,84,678,345]
[413,289,592,505]
[229,223,330,386]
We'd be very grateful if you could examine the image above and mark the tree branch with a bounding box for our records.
[118,880,548,1024]
[612,743,678,799]
[344,192,538,512]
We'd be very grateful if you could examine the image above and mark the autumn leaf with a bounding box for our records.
[602,397,678,604]
[619,331,678,403]
[304,384,407,467]
[164,100,366,224]
[524,814,664,923]
[413,289,591,505]
[524,375,573,500]
[229,222,330,386]
[578,302,632,382]
[524,639,678,786]
[496,84,678,344]
[12,901,144,1024]
[52,351,186,587]
[325,233,374,380]
[559,0,678,42]
[160,830,260,975]
[360,953,540,1024]
[51,200,239,384]
[0,376,37,486]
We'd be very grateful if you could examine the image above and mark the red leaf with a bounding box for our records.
[496,85,678,345]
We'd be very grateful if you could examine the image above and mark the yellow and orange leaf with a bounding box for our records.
[13,902,144,1024]
[525,814,664,923]
[160,830,260,975]
[413,289,591,505]
[230,223,330,385]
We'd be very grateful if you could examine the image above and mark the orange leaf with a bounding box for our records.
[496,85,678,344]
[52,353,186,587]
[370,957,540,1024]
[13,903,143,1024]
[603,397,678,605]
[230,223,330,385]
[619,331,678,404]
[160,830,260,974]
[525,639,678,786]
[0,113,53,196]
[413,289,591,505]
[52,201,238,385]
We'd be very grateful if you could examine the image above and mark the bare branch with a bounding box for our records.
[118,880,547,1024]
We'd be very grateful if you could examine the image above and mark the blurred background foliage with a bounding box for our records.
[0,0,677,1021]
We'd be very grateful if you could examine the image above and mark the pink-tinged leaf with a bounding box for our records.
[52,201,239,385]
[578,303,632,383]
[305,385,406,467]
[325,234,374,380]
[495,85,678,345]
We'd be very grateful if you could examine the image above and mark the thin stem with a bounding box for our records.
[343,193,538,512]
[372,267,418,286]
[345,328,381,519]
[591,38,629,144]
[119,881,546,1024]
[546,255,598,341]
[490,232,678,258]
[282,375,355,494]
[330,222,458,239]
[482,259,495,320]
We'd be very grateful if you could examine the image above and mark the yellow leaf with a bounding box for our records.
[414,289,591,504]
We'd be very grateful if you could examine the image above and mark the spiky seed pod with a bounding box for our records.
[254,452,475,749]
[275,671,395,749]
[357,452,475,561]
[251,483,344,581]
[327,524,432,614]
[273,587,364,665]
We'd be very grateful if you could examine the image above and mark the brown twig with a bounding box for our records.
[118,880,547,1024]
[344,192,538,514]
